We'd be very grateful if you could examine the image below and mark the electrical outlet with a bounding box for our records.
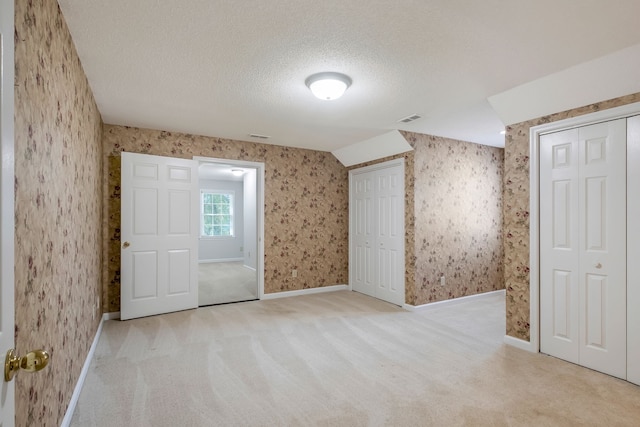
[239,246,243,252]
[292,269,298,278]
[440,275,445,286]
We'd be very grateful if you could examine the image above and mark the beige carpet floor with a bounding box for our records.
[198,261,258,306]
[70,290,640,426]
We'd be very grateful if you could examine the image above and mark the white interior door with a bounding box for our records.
[375,165,405,306]
[352,172,374,296]
[0,0,16,422]
[121,152,199,320]
[540,119,627,379]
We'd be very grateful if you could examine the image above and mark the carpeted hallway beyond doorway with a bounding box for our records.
[70,291,640,426]
[198,261,258,306]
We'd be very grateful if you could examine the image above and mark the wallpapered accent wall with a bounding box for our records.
[504,92,640,341]
[349,132,504,306]
[102,125,349,312]
[14,1,103,426]
[407,133,504,304]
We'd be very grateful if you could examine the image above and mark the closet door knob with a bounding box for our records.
[595,263,602,269]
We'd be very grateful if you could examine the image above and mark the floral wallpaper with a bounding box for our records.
[14,0,103,426]
[102,125,349,312]
[407,133,504,305]
[504,92,640,341]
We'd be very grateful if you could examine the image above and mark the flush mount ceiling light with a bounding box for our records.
[305,72,352,101]
[231,169,244,176]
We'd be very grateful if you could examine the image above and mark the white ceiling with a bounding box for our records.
[58,0,640,151]
[199,163,246,182]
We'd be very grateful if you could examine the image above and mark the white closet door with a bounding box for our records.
[540,128,581,363]
[374,165,405,306]
[350,159,405,306]
[578,120,626,379]
[352,172,375,297]
[540,119,627,379]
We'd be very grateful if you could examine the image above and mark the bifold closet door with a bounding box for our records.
[350,161,405,306]
[374,165,405,306]
[352,171,375,297]
[540,119,626,380]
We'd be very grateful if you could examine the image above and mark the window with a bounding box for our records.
[201,190,234,237]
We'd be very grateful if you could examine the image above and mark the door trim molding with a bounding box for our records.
[526,101,640,354]
[0,0,16,422]
[193,156,266,299]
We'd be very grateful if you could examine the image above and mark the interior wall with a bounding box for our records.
[348,132,504,306]
[14,0,103,425]
[198,178,244,262]
[103,125,349,312]
[504,92,640,341]
[408,133,504,305]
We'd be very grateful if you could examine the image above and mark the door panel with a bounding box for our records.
[585,273,606,348]
[168,249,190,294]
[374,165,404,306]
[541,128,580,363]
[121,152,198,320]
[132,251,158,298]
[352,172,375,296]
[552,270,571,340]
[578,120,626,379]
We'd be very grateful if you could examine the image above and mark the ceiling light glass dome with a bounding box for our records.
[305,72,352,101]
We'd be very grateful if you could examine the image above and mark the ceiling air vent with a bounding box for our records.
[398,114,422,123]
[249,133,270,139]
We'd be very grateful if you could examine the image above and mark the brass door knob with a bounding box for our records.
[4,349,49,382]
[122,241,131,248]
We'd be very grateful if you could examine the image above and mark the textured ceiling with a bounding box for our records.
[58,0,640,151]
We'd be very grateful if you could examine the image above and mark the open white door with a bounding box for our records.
[121,152,199,320]
[0,0,16,423]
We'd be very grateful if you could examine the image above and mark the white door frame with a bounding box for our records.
[194,156,266,299]
[348,158,406,304]
[515,101,640,353]
[0,0,15,423]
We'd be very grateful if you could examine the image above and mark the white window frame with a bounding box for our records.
[200,189,235,239]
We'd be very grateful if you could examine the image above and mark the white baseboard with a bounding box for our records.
[199,258,243,264]
[104,312,121,320]
[262,284,349,300]
[403,289,505,312]
[503,335,536,352]
[60,313,114,427]
[243,265,256,272]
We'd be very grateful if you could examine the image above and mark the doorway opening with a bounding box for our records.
[195,157,265,306]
